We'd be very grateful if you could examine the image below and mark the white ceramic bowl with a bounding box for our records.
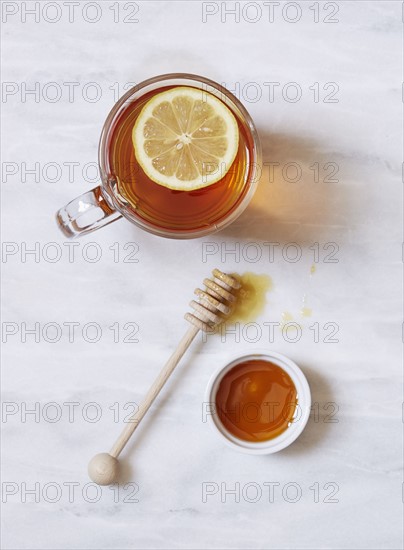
[204,351,311,454]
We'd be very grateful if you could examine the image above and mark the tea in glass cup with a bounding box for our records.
[57,74,261,239]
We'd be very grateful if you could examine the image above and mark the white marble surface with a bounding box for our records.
[1,1,402,548]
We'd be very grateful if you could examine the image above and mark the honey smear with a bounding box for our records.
[225,272,272,324]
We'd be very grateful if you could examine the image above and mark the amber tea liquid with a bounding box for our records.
[108,87,255,233]
[215,359,298,442]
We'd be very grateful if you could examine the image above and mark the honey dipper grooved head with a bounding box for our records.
[212,269,241,289]
[185,269,241,332]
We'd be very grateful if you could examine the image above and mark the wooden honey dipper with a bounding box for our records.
[88,269,241,485]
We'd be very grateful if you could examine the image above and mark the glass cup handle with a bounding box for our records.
[56,186,122,238]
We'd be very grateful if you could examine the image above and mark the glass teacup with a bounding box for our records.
[56,73,261,239]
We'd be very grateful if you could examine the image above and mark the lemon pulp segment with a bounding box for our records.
[132,86,239,191]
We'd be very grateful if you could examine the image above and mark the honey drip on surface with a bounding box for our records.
[215,359,298,442]
[225,272,272,323]
[281,311,293,327]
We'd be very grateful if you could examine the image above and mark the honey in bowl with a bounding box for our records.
[215,359,298,442]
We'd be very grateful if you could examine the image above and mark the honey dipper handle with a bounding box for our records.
[109,324,200,458]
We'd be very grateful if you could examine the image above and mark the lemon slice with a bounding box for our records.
[132,86,239,191]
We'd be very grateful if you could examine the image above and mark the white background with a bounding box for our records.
[1,1,403,549]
